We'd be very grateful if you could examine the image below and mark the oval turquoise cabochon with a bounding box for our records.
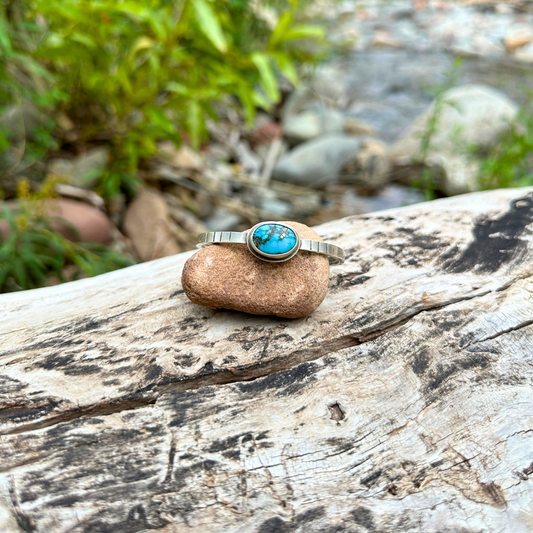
[252,224,297,255]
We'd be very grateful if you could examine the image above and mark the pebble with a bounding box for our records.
[158,143,204,171]
[181,221,330,318]
[504,33,533,53]
[283,109,345,145]
[514,41,533,63]
[48,147,110,189]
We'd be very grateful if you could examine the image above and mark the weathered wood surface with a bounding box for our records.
[2,188,533,533]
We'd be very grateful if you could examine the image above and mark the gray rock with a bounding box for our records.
[388,84,519,195]
[48,147,110,189]
[357,184,425,213]
[515,42,533,63]
[281,76,346,123]
[340,138,391,190]
[272,134,363,188]
[204,207,243,232]
[235,141,262,176]
[283,109,345,145]
[254,139,289,166]
[258,197,292,218]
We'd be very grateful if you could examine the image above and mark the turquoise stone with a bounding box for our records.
[252,224,297,255]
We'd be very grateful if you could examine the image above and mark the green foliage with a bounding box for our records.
[477,95,533,189]
[0,0,324,198]
[0,1,63,174]
[0,180,134,293]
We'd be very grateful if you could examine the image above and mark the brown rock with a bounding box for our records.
[123,190,181,261]
[158,142,203,171]
[343,118,375,136]
[370,31,403,49]
[0,199,113,244]
[245,121,284,149]
[48,199,114,244]
[181,222,330,319]
[340,138,391,190]
[504,33,533,53]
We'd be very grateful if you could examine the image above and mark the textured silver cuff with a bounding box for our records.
[197,222,345,265]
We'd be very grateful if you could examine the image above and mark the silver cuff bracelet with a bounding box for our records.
[197,221,345,265]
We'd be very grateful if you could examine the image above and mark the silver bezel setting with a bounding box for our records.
[247,221,301,263]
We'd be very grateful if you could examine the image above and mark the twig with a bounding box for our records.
[259,137,284,187]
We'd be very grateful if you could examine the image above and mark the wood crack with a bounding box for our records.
[0,286,505,437]
[469,318,533,346]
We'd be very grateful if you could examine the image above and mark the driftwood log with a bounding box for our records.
[2,188,533,533]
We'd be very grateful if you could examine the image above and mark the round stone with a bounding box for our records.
[181,221,329,319]
[252,223,297,256]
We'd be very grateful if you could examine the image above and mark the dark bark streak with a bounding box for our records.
[0,286,504,436]
[0,396,157,436]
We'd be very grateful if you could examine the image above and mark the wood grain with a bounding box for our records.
[1,188,533,532]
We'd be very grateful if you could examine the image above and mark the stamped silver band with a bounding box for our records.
[196,228,345,265]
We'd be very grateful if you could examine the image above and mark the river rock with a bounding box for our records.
[340,138,391,190]
[181,221,330,318]
[283,109,345,145]
[123,189,181,261]
[48,147,110,189]
[0,199,113,244]
[158,142,204,171]
[281,76,346,123]
[514,41,533,63]
[504,33,533,53]
[273,134,363,188]
[388,84,519,195]
[204,206,243,231]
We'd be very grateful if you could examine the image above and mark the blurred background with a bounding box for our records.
[1,0,532,293]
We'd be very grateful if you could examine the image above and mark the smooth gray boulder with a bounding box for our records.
[388,84,519,195]
[283,108,345,145]
[273,134,391,190]
[273,134,363,188]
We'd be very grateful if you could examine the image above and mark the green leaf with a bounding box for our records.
[188,100,202,150]
[25,258,47,285]
[0,17,13,56]
[0,265,10,290]
[71,33,96,48]
[72,253,94,275]
[252,90,272,112]
[237,84,255,126]
[13,258,28,289]
[166,81,190,96]
[131,36,154,56]
[273,52,298,86]
[282,25,324,42]
[251,53,280,103]
[268,12,293,49]
[45,32,64,48]
[192,0,228,53]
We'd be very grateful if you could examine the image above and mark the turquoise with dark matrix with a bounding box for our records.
[252,224,297,255]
